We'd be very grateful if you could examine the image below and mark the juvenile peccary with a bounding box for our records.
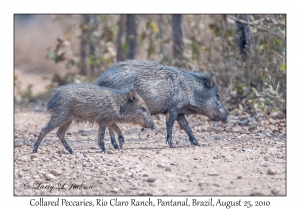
[32,83,155,154]
[98,60,228,148]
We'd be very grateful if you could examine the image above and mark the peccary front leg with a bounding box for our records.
[56,121,74,154]
[176,114,200,146]
[108,123,124,149]
[166,109,178,148]
[97,123,107,152]
[33,116,68,153]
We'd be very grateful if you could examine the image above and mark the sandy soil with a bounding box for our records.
[14,104,286,196]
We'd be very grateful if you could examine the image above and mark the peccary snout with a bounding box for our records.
[126,90,155,129]
[32,84,154,154]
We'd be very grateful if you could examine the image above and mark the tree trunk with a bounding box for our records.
[88,15,100,76]
[126,14,137,59]
[79,15,89,75]
[172,14,184,66]
[117,15,125,62]
[79,15,99,76]
[235,14,253,60]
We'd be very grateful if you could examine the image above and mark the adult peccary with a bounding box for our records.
[98,60,228,148]
[32,83,155,154]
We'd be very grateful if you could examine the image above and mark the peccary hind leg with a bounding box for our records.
[166,110,178,148]
[98,123,107,152]
[33,116,69,153]
[108,129,120,150]
[108,123,124,149]
[176,114,200,146]
[56,121,74,154]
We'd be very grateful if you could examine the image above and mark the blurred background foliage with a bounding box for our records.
[14,14,286,115]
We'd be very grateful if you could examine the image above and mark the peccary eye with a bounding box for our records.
[140,107,147,112]
[216,94,220,101]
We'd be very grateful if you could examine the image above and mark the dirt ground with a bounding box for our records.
[14,104,286,196]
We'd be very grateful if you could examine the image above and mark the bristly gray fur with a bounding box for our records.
[32,83,154,154]
[98,60,228,148]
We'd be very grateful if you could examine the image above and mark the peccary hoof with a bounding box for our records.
[32,147,40,153]
[166,139,176,148]
[191,140,200,146]
[68,149,74,154]
[118,136,124,146]
[99,141,106,153]
[112,142,120,150]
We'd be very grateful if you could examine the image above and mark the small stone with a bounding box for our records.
[157,163,164,168]
[237,176,243,179]
[30,154,38,159]
[271,187,280,195]
[106,150,114,154]
[81,133,88,136]
[165,166,171,171]
[225,127,232,132]
[263,129,272,134]
[17,172,23,178]
[35,106,44,112]
[14,142,23,147]
[259,133,266,138]
[147,178,156,182]
[44,174,57,180]
[193,158,198,160]
[242,148,251,152]
[215,127,224,132]
[111,187,119,193]
[269,125,277,131]
[142,174,149,177]
[267,169,276,175]
[269,112,277,119]
[269,111,285,119]
[208,173,219,176]
[33,175,40,179]
[67,132,72,135]
[213,156,219,159]
[239,119,249,126]
[250,190,263,196]
[248,125,257,132]
[277,111,285,119]
[238,129,247,134]
[50,169,62,176]
[232,126,242,133]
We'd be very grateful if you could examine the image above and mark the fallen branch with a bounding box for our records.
[229,16,285,38]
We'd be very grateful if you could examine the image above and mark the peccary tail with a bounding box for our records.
[47,89,65,112]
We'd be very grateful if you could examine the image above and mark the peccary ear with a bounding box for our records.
[206,73,215,87]
[129,90,137,101]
